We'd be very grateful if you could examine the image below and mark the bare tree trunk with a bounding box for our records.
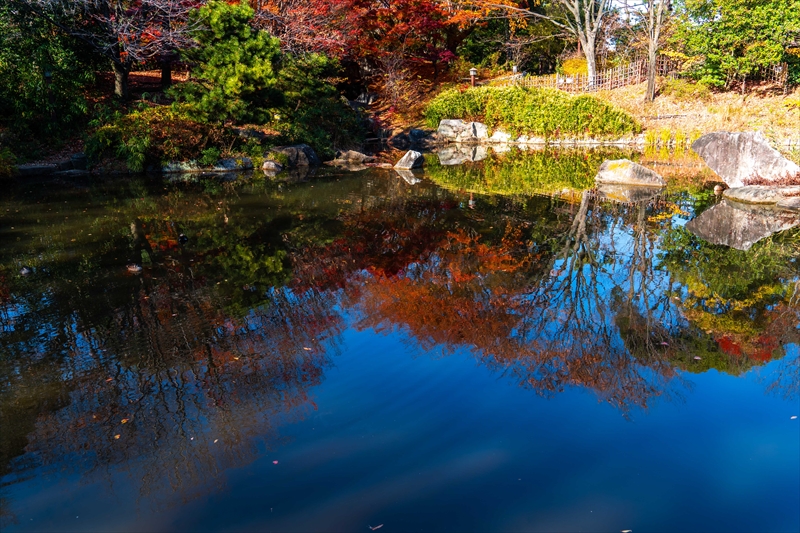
[161,57,172,89]
[113,61,130,100]
[646,43,658,102]
[583,36,597,85]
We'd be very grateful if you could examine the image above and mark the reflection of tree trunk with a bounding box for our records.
[130,219,155,264]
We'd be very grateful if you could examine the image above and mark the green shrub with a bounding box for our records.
[0,146,15,177]
[199,147,221,167]
[425,86,640,139]
[660,78,712,101]
[86,104,233,171]
[0,5,94,153]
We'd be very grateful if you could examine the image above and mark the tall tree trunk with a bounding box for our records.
[645,43,658,102]
[160,16,172,90]
[583,37,597,86]
[161,56,172,90]
[113,61,129,100]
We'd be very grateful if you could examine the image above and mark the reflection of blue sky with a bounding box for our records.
[5,329,798,532]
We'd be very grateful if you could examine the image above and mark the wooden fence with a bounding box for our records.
[491,57,792,94]
[491,56,679,93]
[726,62,789,90]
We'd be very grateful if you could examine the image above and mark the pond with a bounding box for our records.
[1,150,799,532]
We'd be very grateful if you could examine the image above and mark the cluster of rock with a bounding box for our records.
[162,157,254,173]
[686,131,800,249]
[15,153,89,179]
[588,132,800,250]
[691,131,800,213]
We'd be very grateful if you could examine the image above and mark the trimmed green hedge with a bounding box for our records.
[424,86,641,139]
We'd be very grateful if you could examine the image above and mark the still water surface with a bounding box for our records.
[1,153,799,532]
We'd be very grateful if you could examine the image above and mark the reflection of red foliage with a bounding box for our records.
[752,335,779,363]
[717,336,742,357]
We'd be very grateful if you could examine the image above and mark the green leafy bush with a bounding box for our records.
[0,146,15,177]
[424,86,640,139]
[0,5,94,151]
[660,78,712,101]
[86,104,233,171]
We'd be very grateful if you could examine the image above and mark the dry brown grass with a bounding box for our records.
[598,81,800,148]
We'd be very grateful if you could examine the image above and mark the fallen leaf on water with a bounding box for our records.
[273,460,278,464]
[121,418,129,424]
[105,378,113,382]
[369,526,383,531]
[114,435,120,440]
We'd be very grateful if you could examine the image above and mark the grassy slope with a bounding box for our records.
[598,82,800,159]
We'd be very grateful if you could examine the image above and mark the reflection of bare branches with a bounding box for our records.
[6,282,343,510]
[766,350,800,401]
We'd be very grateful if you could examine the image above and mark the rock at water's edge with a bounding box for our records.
[394,150,424,170]
[691,131,800,188]
[270,144,320,167]
[437,120,490,143]
[777,197,800,212]
[595,159,666,187]
[723,185,800,205]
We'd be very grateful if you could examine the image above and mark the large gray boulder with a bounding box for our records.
[722,185,800,205]
[217,157,253,171]
[437,119,490,143]
[394,150,424,170]
[595,159,666,187]
[691,131,800,187]
[334,150,375,164]
[777,197,800,212]
[437,119,470,140]
[270,144,320,167]
[686,200,800,251]
[15,164,57,176]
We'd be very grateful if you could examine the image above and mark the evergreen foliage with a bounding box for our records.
[174,0,283,123]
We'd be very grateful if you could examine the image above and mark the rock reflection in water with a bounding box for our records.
[594,183,664,204]
[686,199,800,251]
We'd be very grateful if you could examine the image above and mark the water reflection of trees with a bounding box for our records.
[2,172,798,508]
[4,278,341,507]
